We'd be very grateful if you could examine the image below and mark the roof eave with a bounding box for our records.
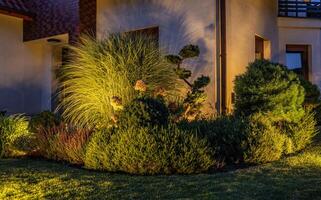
[0,6,32,21]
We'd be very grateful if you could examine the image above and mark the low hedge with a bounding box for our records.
[84,125,216,174]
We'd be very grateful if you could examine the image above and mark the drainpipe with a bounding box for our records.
[216,0,227,114]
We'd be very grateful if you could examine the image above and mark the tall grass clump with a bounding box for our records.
[57,34,182,128]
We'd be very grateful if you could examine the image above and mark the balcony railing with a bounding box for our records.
[279,0,321,19]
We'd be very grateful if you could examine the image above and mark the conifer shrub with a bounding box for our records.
[84,125,215,174]
[234,60,305,123]
[117,96,169,128]
[178,116,246,164]
[299,77,321,125]
[83,128,114,170]
[282,110,318,152]
[233,60,317,163]
[242,113,290,164]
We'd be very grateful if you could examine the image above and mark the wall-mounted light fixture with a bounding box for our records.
[47,38,62,44]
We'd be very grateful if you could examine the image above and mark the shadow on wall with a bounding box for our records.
[98,0,216,109]
[0,83,43,115]
[98,0,216,77]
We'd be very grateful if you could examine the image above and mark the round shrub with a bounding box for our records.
[242,113,290,164]
[234,60,305,123]
[84,125,215,174]
[57,34,181,128]
[118,97,169,128]
[178,116,246,164]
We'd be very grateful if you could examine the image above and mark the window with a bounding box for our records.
[255,36,264,60]
[255,35,271,60]
[286,45,310,80]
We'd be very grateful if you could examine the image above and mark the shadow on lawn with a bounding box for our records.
[1,157,321,200]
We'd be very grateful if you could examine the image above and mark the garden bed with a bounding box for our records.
[1,138,321,199]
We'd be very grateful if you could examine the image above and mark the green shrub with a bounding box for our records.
[83,128,114,170]
[234,60,305,123]
[178,116,246,164]
[0,115,35,158]
[118,96,169,128]
[35,125,92,165]
[300,77,321,107]
[29,111,61,133]
[282,110,318,152]
[57,34,182,128]
[242,113,290,164]
[299,77,321,125]
[84,125,215,174]
[0,138,3,158]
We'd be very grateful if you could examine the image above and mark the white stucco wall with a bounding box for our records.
[278,17,321,88]
[0,14,53,114]
[97,0,217,112]
[225,0,279,111]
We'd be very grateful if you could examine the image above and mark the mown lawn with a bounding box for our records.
[1,140,321,200]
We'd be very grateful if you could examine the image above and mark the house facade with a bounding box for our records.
[0,0,320,115]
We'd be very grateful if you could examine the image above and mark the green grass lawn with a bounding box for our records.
[1,141,321,200]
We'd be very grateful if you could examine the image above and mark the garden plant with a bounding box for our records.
[0,35,319,176]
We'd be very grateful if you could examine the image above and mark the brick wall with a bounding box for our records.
[79,0,96,38]
[23,0,97,43]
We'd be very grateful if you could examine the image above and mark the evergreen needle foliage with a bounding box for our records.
[57,34,181,128]
[234,60,305,123]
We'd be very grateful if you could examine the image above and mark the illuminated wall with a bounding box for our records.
[225,0,279,111]
[0,14,53,114]
[97,0,217,113]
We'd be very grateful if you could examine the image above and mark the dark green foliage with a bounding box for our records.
[0,138,3,158]
[84,125,215,174]
[174,68,192,79]
[179,45,200,59]
[234,60,305,123]
[29,111,61,133]
[0,111,6,116]
[165,55,182,65]
[179,116,246,164]
[300,77,321,106]
[118,97,169,128]
[299,77,321,125]
[193,76,211,91]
